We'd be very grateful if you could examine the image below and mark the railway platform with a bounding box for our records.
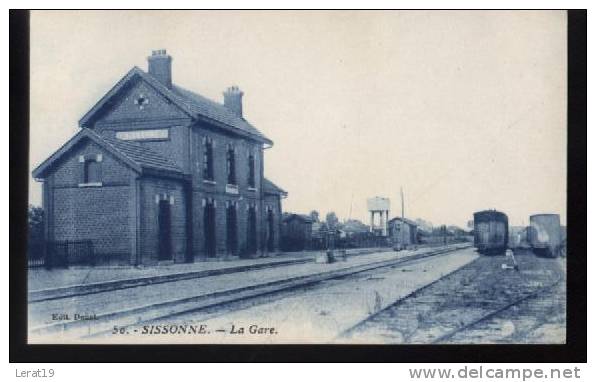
[28,247,393,301]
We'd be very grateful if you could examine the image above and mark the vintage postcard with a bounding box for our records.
[27,10,568,345]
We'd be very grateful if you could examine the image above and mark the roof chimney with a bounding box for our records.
[223,86,244,117]
[147,49,172,88]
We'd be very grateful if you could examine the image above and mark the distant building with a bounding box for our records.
[388,217,418,249]
[280,214,313,251]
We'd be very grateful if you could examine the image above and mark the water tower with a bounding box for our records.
[367,196,390,236]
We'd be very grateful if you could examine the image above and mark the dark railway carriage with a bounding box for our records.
[473,210,508,255]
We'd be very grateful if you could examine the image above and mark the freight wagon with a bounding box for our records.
[473,210,509,255]
[528,214,562,258]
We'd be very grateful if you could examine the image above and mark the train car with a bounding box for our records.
[473,210,509,255]
[528,214,562,258]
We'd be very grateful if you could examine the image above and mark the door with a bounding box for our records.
[204,201,216,257]
[267,209,275,252]
[158,200,172,260]
[226,204,238,255]
[246,206,257,257]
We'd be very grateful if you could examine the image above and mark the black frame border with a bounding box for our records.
[9,9,586,363]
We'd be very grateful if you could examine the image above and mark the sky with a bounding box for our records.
[29,10,567,228]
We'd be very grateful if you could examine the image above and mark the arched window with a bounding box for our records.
[80,155,102,185]
[85,160,101,183]
[248,153,256,188]
[203,137,214,181]
[226,145,236,185]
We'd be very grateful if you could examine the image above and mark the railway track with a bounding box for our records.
[340,253,564,344]
[432,276,563,343]
[436,256,566,343]
[29,244,471,339]
[28,247,395,303]
[338,255,477,340]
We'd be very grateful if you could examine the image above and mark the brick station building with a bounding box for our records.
[32,50,287,265]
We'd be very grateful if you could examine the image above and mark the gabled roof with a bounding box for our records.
[101,135,183,174]
[263,178,287,196]
[79,67,272,145]
[171,85,270,143]
[32,129,184,179]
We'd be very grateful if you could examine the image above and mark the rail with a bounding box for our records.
[30,244,471,339]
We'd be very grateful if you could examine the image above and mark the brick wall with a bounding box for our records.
[97,79,187,123]
[188,123,268,259]
[139,176,188,265]
[190,123,263,194]
[49,139,134,264]
[93,78,193,174]
[191,191,263,259]
[52,140,132,186]
[264,194,282,252]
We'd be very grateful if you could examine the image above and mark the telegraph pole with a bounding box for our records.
[400,187,405,219]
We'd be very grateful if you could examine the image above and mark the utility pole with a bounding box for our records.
[400,187,405,219]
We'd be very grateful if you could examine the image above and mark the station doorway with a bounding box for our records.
[246,206,257,257]
[158,200,172,261]
[204,200,216,258]
[226,203,238,255]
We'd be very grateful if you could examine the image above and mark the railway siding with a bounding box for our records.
[441,256,566,344]
[342,250,565,344]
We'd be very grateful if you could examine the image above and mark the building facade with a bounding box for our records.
[32,50,287,265]
[388,217,418,249]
